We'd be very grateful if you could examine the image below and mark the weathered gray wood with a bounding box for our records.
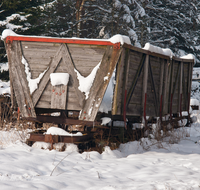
[32,45,63,106]
[7,41,36,117]
[158,59,164,116]
[112,48,126,115]
[51,85,68,109]
[178,62,183,113]
[67,44,106,77]
[79,46,122,121]
[33,44,85,109]
[61,44,85,107]
[122,48,130,115]
[141,55,149,116]
[149,67,158,115]
[126,53,146,107]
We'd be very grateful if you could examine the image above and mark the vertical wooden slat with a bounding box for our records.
[178,62,183,115]
[51,85,68,109]
[158,59,164,117]
[187,62,193,112]
[112,48,126,115]
[142,55,149,122]
[122,49,130,115]
[162,60,170,115]
[6,41,36,117]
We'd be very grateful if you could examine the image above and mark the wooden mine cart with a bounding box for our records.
[3,34,194,145]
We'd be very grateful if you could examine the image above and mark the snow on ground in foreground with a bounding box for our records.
[0,115,200,189]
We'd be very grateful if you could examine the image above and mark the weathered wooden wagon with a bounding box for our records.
[3,32,194,145]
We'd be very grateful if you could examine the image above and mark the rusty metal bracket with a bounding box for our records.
[113,42,121,50]
[6,37,13,44]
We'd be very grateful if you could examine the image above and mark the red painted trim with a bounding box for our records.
[123,90,127,129]
[5,36,116,46]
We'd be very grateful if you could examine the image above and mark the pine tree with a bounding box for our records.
[144,0,200,64]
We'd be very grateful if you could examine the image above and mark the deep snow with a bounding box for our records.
[0,120,200,190]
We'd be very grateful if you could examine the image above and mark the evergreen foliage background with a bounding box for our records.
[0,0,200,81]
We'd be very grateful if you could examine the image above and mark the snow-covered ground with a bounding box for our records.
[0,118,200,190]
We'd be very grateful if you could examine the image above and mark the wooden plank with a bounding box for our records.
[148,59,159,116]
[178,62,183,114]
[6,41,36,117]
[36,98,81,110]
[67,44,106,54]
[79,46,122,121]
[122,48,130,116]
[158,59,164,116]
[112,48,126,115]
[21,41,60,48]
[51,85,68,109]
[141,55,149,116]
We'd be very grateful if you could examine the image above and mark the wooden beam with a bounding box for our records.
[142,55,149,121]
[112,48,126,115]
[158,59,164,117]
[7,41,36,117]
[148,58,158,116]
[178,62,183,114]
